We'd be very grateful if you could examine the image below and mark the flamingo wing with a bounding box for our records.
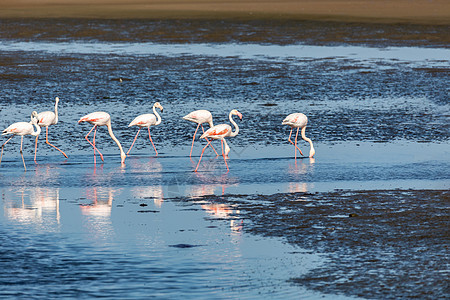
[200,124,231,140]
[37,111,56,126]
[183,110,212,124]
[78,112,110,125]
[129,114,156,127]
[2,122,33,136]
[282,113,307,127]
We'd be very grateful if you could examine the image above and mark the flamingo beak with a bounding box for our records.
[237,111,243,120]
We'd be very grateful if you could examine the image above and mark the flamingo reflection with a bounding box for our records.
[132,185,164,208]
[287,157,315,195]
[79,187,119,240]
[201,202,243,235]
[128,157,164,206]
[79,187,116,218]
[3,187,60,227]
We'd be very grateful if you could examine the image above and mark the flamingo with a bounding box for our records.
[182,109,218,157]
[195,109,242,172]
[282,113,315,159]
[34,96,68,162]
[1,111,41,171]
[78,112,126,164]
[127,102,163,156]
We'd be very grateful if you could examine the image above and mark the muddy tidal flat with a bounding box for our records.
[0,15,449,299]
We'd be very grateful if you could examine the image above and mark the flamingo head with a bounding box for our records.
[55,96,59,103]
[309,147,316,158]
[154,102,163,112]
[232,109,242,120]
[120,151,127,164]
[31,111,39,124]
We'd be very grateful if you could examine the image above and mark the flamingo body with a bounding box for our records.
[3,122,37,136]
[282,113,308,128]
[200,124,232,140]
[78,111,111,126]
[182,110,213,127]
[78,111,126,164]
[282,113,315,158]
[129,114,157,128]
[1,111,41,171]
[37,110,57,127]
[127,102,163,156]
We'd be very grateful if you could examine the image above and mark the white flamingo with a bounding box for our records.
[195,109,242,172]
[282,113,315,159]
[1,111,41,171]
[182,109,218,157]
[34,96,68,162]
[127,102,163,156]
[78,112,126,164]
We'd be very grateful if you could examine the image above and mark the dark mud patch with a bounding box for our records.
[168,243,202,249]
[173,190,449,299]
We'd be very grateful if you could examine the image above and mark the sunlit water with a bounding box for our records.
[1,41,449,67]
[1,185,336,299]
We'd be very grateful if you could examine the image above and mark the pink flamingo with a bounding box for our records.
[182,109,218,157]
[78,112,126,164]
[282,113,315,159]
[1,111,41,171]
[127,102,163,156]
[195,109,242,172]
[34,96,68,162]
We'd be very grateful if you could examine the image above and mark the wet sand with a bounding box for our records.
[175,189,449,298]
[1,0,450,24]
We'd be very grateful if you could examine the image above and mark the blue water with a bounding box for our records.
[0,32,448,298]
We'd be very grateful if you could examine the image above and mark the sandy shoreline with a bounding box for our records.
[0,0,449,24]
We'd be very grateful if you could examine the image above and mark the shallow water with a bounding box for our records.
[0,19,448,299]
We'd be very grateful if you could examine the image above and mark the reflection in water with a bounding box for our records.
[201,202,243,238]
[79,187,119,241]
[2,187,60,230]
[129,157,164,206]
[287,158,315,194]
[132,185,164,207]
[188,171,239,198]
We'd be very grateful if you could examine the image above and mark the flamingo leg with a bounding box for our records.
[20,136,26,171]
[201,125,219,156]
[147,127,158,156]
[85,125,104,163]
[221,139,229,172]
[194,142,210,172]
[0,135,15,165]
[44,127,68,158]
[126,128,141,156]
[189,123,200,157]
[93,126,96,164]
[288,127,304,157]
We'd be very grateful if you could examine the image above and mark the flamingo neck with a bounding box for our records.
[228,112,239,137]
[106,120,126,163]
[208,119,214,128]
[223,138,230,156]
[301,127,315,157]
[31,118,41,137]
[54,99,59,124]
[153,105,162,125]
